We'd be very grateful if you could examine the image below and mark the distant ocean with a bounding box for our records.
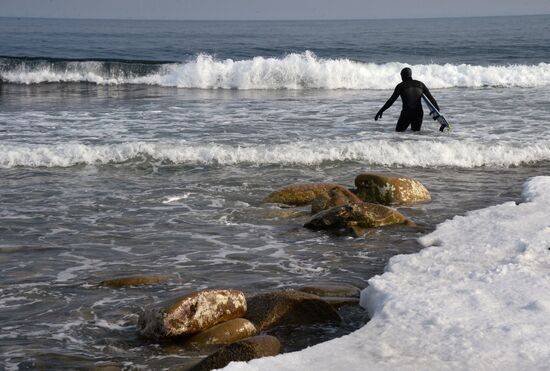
[1,15,549,370]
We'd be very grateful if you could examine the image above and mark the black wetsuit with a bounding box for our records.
[379,78,439,132]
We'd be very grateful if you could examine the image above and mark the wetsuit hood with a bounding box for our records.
[401,67,412,81]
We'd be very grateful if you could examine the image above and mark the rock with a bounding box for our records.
[321,296,360,309]
[100,276,169,288]
[187,318,257,345]
[261,208,310,219]
[191,335,281,371]
[264,183,340,206]
[298,282,361,298]
[137,289,247,338]
[305,203,415,236]
[311,185,363,214]
[245,290,341,331]
[354,173,431,205]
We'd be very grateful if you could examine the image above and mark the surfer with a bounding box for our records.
[374,67,439,132]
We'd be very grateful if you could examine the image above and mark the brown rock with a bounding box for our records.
[298,282,361,298]
[187,318,257,345]
[321,296,360,309]
[311,185,363,214]
[354,173,431,205]
[245,290,341,331]
[305,203,415,236]
[100,276,169,288]
[138,289,247,338]
[264,183,340,206]
[191,335,282,371]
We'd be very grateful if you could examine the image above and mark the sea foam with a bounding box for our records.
[2,52,549,89]
[1,140,549,168]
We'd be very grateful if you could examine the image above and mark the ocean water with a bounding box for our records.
[1,15,549,370]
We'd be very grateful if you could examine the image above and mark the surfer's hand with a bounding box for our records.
[374,110,383,121]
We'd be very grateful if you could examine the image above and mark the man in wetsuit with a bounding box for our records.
[374,67,439,132]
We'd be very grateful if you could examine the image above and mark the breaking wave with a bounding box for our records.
[1,52,549,89]
[1,140,549,168]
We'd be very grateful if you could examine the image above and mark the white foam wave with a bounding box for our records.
[2,52,549,89]
[1,140,549,168]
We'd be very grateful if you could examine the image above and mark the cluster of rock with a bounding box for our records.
[133,284,360,370]
[264,173,431,236]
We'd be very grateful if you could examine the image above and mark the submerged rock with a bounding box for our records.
[245,290,341,331]
[264,183,340,206]
[311,185,363,214]
[298,282,361,298]
[100,276,169,288]
[305,203,415,236]
[191,335,282,371]
[137,289,247,338]
[354,173,431,205]
[187,318,257,345]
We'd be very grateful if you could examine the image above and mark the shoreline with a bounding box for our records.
[223,176,550,370]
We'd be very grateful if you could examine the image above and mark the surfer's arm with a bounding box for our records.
[375,86,400,120]
[422,85,440,111]
[380,87,400,112]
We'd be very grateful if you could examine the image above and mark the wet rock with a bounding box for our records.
[264,183,340,206]
[138,289,247,338]
[191,335,282,371]
[354,173,431,205]
[187,318,257,345]
[245,290,341,331]
[321,296,360,309]
[261,208,310,219]
[100,276,169,288]
[298,282,361,298]
[311,185,363,214]
[305,203,415,236]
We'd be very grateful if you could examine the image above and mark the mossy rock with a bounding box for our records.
[245,290,341,331]
[354,173,431,205]
[100,276,169,288]
[305,203,415,236]
[311,185,363,215]
[138,289,247,338]
[187,318,257,345]
[264,183,341,206]
[191,335,281,371]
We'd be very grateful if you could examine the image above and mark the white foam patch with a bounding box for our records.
[224,176,550,370]
[1,140,549,169]
[2,52,549,89]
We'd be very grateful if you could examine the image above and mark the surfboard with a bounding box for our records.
[422,94,451,132]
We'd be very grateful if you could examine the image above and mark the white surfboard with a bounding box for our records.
[422,94,451,132]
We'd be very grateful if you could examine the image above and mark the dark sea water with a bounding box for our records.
[1,15,549,370]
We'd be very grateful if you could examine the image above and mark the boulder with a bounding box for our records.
[311,185,363,214]
[100,276,169,288]
[354,173,431,205]
[264,183,340,206]
[245,290,341,331]
[305,203,415,236]
[298,282,361,298]
[187,318,257,345]
[137,289,247,338]
[191,335,281,371]
[321,296,360,309]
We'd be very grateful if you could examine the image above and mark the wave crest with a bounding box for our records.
[1,140,549,168]
[2,52,549,89]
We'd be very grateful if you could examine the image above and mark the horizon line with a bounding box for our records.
[1,13,548,22]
